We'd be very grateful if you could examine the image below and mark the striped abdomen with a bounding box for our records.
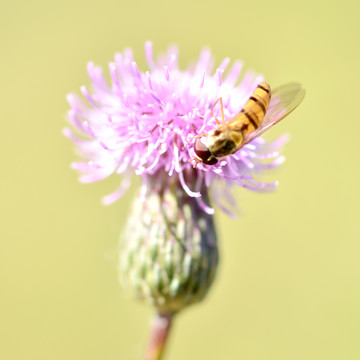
[231,82,271,136]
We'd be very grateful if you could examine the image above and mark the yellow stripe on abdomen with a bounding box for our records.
[230,82,272,137]
[242,82,271,127]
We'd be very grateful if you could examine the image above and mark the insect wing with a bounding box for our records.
[241,83,305,147]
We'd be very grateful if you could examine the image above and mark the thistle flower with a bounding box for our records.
[64,43,290,360]
[64,42,287,217]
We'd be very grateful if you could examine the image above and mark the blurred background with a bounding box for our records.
[1,0,359,359]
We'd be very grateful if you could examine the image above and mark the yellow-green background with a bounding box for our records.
[1,0,359,359]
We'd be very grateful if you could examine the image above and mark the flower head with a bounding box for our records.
[64,42,287,216]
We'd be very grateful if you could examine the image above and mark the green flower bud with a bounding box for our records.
[119,173,219,314]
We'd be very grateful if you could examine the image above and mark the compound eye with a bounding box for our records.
[194,138,218,165]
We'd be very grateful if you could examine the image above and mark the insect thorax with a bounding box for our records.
[207,129,241,158]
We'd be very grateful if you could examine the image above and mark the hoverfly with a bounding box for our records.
[188,82,305,167]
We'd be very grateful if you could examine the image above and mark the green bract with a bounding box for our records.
[120,174,218,314]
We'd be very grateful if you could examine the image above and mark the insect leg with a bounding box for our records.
[188,157,200,169]
[219,97,225,124]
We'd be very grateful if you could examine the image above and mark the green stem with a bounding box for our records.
[145,312,174,360]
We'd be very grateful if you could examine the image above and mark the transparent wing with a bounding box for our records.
[240,83,305,148]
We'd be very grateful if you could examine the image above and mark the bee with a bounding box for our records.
[189,82,305,166]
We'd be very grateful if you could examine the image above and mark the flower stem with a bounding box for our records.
[145,312,174,360]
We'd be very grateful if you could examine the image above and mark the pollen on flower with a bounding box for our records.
[64,42,287,216]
